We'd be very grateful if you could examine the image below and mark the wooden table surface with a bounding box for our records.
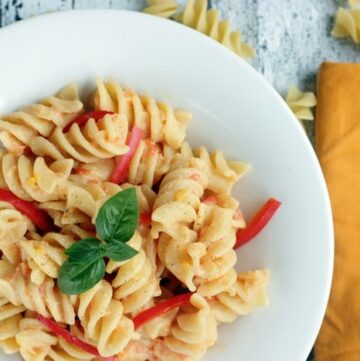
[1,1,358,360]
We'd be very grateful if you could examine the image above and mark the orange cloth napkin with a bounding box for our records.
[315,62,360,361]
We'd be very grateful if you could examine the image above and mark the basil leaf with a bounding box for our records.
[104,241,138,262]
[96,188,139,244]
[65,238,105,261]
[58,257,105,295]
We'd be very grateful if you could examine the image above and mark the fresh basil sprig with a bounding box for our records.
[58,188,139,295]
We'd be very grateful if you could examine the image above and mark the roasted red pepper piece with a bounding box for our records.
[0,189,53,233]
[109,127,143,184]
[132,293,193,330]
[234,198,281,249]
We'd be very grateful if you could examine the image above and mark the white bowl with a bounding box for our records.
[0,10,333,361]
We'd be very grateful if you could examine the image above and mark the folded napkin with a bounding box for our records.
[315,62,360,361]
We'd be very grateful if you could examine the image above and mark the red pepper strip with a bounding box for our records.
[133,293,193,330]
[139,213,152,225]
[36,314,116,361]
[0,189,53,233]
[23,147,34,156]
[63,111,114,132]
[109,127,144,184]
[234,198,281,249]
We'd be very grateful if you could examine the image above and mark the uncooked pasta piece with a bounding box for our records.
[332,6,360,43]
[143,0,180,18]
[176,0,255,58]
[285,85,317,122]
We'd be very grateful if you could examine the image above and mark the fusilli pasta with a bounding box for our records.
[211,269,270,323]
[40,180,122,226]
[0,298,25,354]
[20,232,76,284]
[30,113,129,164]
[0,261,76,325]
[285,86,317,122]
[16,318,94,361]
[77,280,134,356]
[152,158,208,291]
[332,6,360,44]
[153,294,218,361]
[143,0,179,18]
[0,80,271,361]
[94,79,191,150]
[0,152,73,202]
[192,202,238,296]
[0,84,83,155]
[194,147,249,194]
[0,201,34,265]
[176,0,255,58]
[128,140,178,187]
[107,231,161,314]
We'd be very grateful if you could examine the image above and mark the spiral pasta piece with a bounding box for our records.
[0,298,25,354]
[144,305,178,340]
[0,261,76,325]
[77,280,134,356]
[0,201,35,266]
[211,269,269,323]
[153,294,218,361]
[285,86,317,122]
[0,84,83,155]
[191,202,238,296]
[194,146,249,194]
[29,113,129,164]
[143,0,179,18]
[152,158,208,290]
[16,318,94,361]
[40,181,122,227]
[20,232,76,285]
[128,139,180,187]
[332,7,360,44]
[106,232,161,314]
[176,0,255,58]
[94,79,191,150]
[0,152,73,202]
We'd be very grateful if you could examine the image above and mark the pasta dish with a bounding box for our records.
[0,79,280,361]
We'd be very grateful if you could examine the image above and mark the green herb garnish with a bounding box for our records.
[58,188,139,295]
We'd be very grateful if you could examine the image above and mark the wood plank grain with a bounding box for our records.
[256,0,360,95]
[73,0,145,10]
[0,0,72,26]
